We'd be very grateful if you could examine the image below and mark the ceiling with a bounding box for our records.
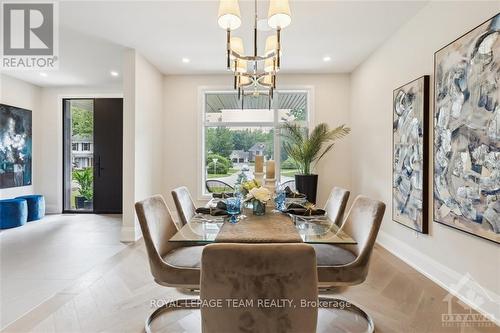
[3,1,427,88]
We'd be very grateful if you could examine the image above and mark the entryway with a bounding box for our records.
[62,98,123,213]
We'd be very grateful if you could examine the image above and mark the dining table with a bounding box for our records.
[169,201,356,245]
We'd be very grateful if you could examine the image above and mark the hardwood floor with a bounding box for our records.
[2,241,498,333]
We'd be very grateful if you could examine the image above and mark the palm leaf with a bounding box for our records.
[279,122,350,175]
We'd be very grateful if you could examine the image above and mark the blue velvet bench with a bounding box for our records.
[0,198,28,229]
[16,195,45,221]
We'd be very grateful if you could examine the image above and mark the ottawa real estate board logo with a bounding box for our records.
[1,1,58,70]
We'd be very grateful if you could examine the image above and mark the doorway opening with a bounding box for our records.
[63,98,123,213]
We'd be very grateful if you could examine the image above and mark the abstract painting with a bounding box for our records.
[0,104,32,189]
[393,76,429,233]
[434,14,499,244]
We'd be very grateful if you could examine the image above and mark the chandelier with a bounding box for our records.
[217,0,292,103]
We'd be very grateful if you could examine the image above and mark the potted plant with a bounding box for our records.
[73,168,93,209]
[280,122,350,204]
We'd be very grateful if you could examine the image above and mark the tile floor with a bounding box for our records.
[0,214,125,329]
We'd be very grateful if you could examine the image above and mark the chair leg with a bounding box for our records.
[145,298,201,333]
[319,297,374,333]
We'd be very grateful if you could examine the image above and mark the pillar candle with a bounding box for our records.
[266,160,275,179]
[255,155,264,173]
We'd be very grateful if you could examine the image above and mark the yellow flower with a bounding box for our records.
[242,179,260,191]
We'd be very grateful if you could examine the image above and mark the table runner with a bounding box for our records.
[215,211,303,243]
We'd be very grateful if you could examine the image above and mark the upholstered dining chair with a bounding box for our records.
[171,186,196,228]
[312,195,385,331]
[135,195,203,332]
[200,243,319,333]
[324,186,350,227]
[313,195,385,287]
[200,243,377,333]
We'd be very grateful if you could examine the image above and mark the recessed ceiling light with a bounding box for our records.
[110,71,119,77]
[40,72,48,77]
[182,57,190,63]
[323,56,332,62]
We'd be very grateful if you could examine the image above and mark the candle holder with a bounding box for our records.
[253,172,265,186]
[264,178,276,207]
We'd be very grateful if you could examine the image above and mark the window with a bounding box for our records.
[201,90,309,196]
[63,99,94,211]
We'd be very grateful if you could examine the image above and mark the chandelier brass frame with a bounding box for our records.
[218,0,291,104]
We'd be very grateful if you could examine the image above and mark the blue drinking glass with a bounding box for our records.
[226,197,241,223]
[274,190,286,212]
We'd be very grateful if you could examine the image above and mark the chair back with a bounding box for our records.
[135,195,179,279]
[205,180,234,193]
[341,195,385,271]
[171,186,196,227]
[279,180,296,192]
[324,187,350,227]
[200,243,318,333]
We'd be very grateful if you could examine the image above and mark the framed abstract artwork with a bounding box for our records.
[0,104,33,189]
[434,13,499,244]
[393,75,430,233]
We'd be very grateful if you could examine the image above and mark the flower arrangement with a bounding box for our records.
[246,186,271,204]
[240,180,271,216]
[240,179,260,196]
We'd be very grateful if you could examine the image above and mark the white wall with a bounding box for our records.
[162,74,351,209]
[0,75,41,199]
[121,49,164,242]
[0,74,121,210]
[350,1,500,321]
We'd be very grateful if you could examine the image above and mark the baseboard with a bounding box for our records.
[376,230,500,326]
[45,204,61,214]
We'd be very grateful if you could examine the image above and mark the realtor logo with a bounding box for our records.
[442,273,498,328]
[1,1,58,69]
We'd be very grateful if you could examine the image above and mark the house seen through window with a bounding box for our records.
[203,90,308,195]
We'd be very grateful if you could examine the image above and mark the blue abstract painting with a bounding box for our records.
[0,104,32,189]
[393,76,429,233]
[434,14,499,243]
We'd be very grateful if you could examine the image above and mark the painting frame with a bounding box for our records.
[433,13,500,244]
[392,75,430,234]
[0,103,33,189]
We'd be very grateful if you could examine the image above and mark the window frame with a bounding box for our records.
[197,86,314,201]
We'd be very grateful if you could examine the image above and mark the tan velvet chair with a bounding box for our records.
[311,195,385,332]
[200,243,318,333]
[324,186,350,227]
[313,195,386,287]
[135,195,202,288]
[135,195,204,332]
[172,186,197,228]
[200,243,376,333]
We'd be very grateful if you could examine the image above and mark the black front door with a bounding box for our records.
[93,98,123,213]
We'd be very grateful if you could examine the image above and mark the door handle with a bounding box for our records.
[96,156,104,177]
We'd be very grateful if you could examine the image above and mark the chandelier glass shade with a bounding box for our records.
[217,0,291,101]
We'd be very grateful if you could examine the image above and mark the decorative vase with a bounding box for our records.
[83,200,93,210]
[252,199,266,216]
[295,174,319,204]
[75,196,85,209]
